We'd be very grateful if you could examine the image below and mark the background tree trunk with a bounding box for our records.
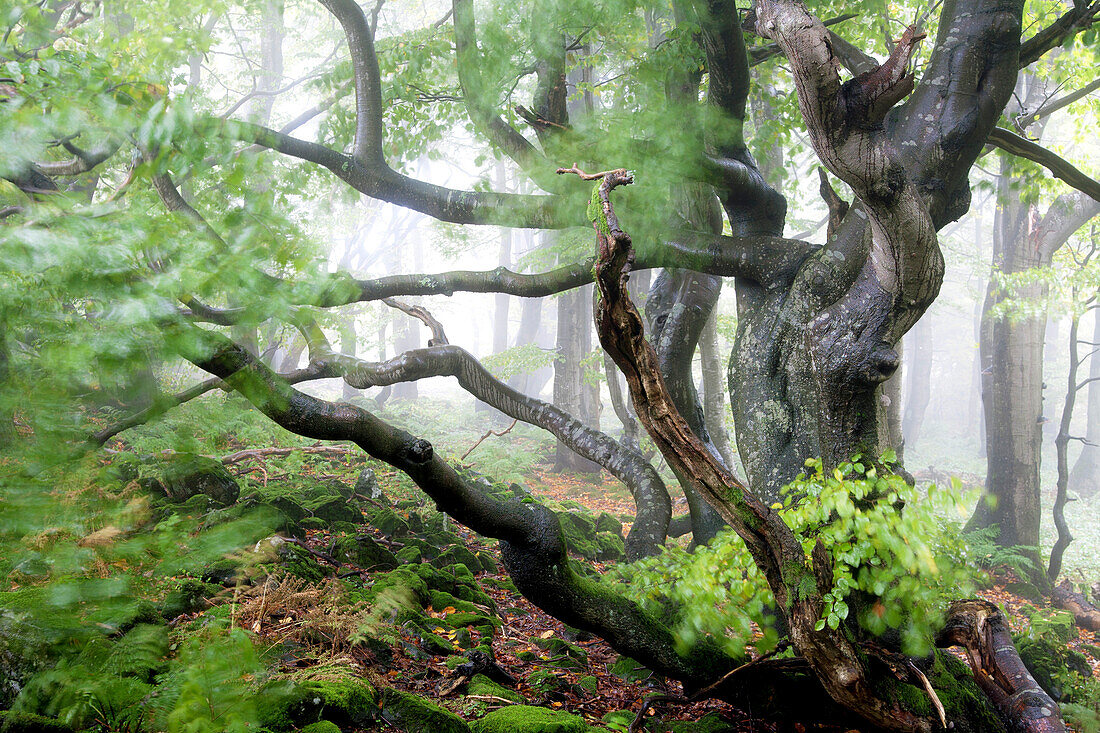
[902,316,933,450]
[701,308,736,469]
[1069,309,1100,497]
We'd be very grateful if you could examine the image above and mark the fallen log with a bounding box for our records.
[937,599,1065,733]
[1052,579,1100,632]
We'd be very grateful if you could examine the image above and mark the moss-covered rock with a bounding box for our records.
[533,636,588,670]
[395,545,422,564]
[332,534,399,571]
[467,673,522,703]
[526,669,567,698]
[471,705,589,733]
[262,674,377,730]
[576,676,598,695]
[380,688,470,733]
[201,558,244,586]
[0,710,73,732]
[609,656,652,683]
[432,547,482,573]
[139,452,240,506]
[368,507,411,538]
[595,532,625,562]
[301,722,342,733]
[365,569,430,608]
[558,513,598,560]
[275,541,328,583]
[159,578,221,619]
[595,512,622,537]
[247,477,363,530]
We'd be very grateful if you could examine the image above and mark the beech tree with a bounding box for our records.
[4,0,1100,730]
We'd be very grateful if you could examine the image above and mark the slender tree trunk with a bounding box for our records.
[0,313,13,450]
[970,175,1046,558]
[902,315,933,450]
[554,284,601,472]
[339,318,357,400]
[700,308,736,468]
[1069,308,1100,497]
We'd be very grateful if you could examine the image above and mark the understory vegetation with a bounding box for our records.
[3,394,1100,733]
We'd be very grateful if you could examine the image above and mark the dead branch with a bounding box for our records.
[460,418,519,460]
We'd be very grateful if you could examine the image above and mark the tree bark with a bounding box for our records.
[700,308,736,469]
[902,315,933,450]
[554,284,602,473]
[1069,309,1100,497]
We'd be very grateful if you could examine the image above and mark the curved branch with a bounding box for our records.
[90,362,328,446]
[382,297,449,345]
[36,137,123,177]
[292,231,817,309]
[987,127,1100,204]
[452,0,553,188]
[205,117,569,228]
[172,323,730,682]
[317,0,384,164]
[1016,77,1100,131]
[1019,1,1100,68]
[333,344,671,559]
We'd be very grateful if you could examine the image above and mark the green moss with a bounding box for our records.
[159,579,221,619]
[300,722,342,733]
[331,534,399,571]
[468,673,522,703]
[558,513,599,560]
[533,637,588,669]
[395,545,422,564]
[0,710,73,732]
[261,675,376,730]
[471,704,589,733]
[363,569,430,607]
[368,507,410,538]
[432,547,482,572]
[874,652,1005,733]
[379,689,470,733]
[416,626,460,655]
[609,656,651,683]
[1016,636,1091,700]
[526,670,566,697]
[595,532,625,562]
[139,452,240,507]
[576,676,598,695]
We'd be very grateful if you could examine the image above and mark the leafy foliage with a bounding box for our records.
[614,454,980,657]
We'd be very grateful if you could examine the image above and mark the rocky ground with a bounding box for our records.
[2,446,1098,733]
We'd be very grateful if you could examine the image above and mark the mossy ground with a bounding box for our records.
[6,427,1099,733]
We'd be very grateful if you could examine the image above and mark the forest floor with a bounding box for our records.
[197,449,1100,732]
[7,414,1100,733]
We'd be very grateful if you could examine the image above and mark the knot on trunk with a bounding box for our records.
[400,438,434,464]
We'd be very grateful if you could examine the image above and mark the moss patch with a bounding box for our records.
[471,704,589,733]
[468,673,522,703]
[380,688,470,733]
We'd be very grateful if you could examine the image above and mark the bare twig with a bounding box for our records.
[460,419,519,460]
[908,660,946,728]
